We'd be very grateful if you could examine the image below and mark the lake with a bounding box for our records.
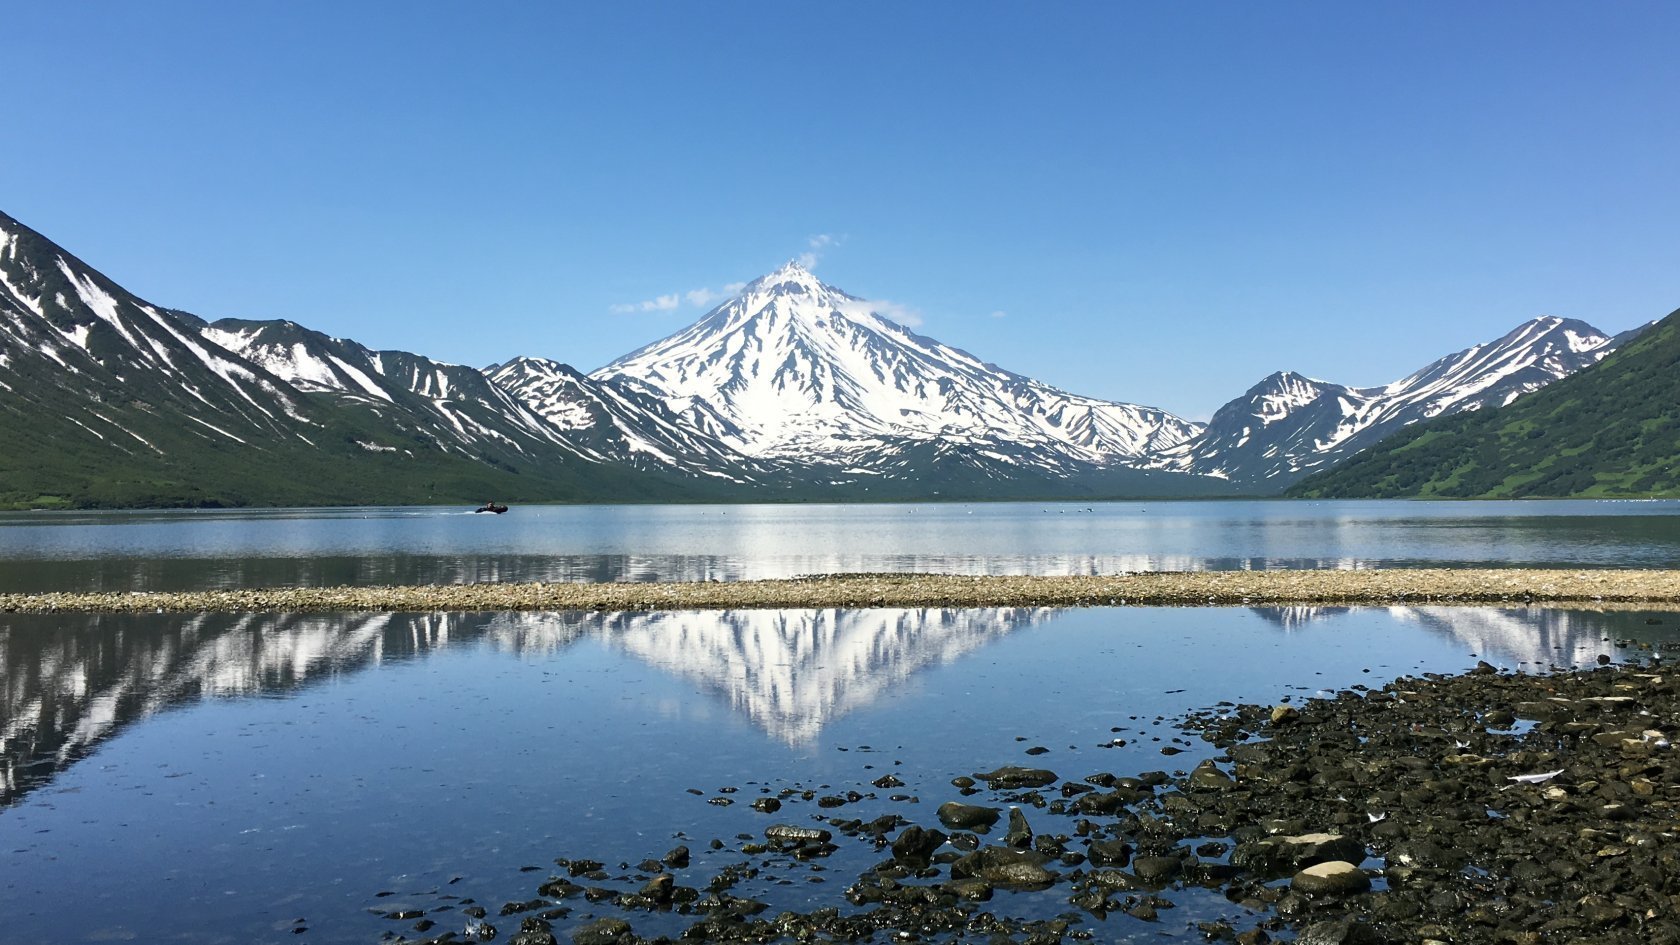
[3,603,1678,944]
[2,498,1679,592]
[4,499,1680,942]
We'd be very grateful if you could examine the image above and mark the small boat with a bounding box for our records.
[475,502,509,514]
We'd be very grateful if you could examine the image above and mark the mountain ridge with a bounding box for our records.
[1286,307,1680,498]
[1,207,1658,508]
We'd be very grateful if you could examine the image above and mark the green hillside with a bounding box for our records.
[1288,308,1680,499]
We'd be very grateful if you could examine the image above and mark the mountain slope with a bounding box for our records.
[485,356,772,481]
[0,211,709,508]
[1145,316,1630,487]
[593,262,1204,484]
[1287,308,1680,498]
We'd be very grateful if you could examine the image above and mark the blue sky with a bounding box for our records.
[5,2,1678,420]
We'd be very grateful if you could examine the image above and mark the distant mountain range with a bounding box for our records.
[1289,306,1680,498]
[0,208,1660,507]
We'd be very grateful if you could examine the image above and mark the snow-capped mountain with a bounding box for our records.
[0,206,1654,506]
[1145,316,1637,485]
[201,318,595,463]
[593,262,1203,481]
[484,356,769,481]
[0,210,720,507]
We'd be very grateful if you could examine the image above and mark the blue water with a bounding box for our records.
[2,604,1675,944]
[1,498,1678,591]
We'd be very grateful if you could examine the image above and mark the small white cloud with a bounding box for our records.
[990,310,1007,319]
[610,293,681,314]
[797,233,843,270]
[841,297,922,328]
[615,282,749,315]
[877,300,923,328]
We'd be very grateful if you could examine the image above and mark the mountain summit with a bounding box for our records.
[594,263,1201,480]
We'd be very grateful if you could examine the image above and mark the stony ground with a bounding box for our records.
[5,568,1680,614]
[379,659,1680,945]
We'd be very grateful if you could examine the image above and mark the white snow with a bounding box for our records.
[591,262,1199,474]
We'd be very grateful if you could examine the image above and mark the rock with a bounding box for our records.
[941,877,993,901]
[750,797,781,813]
[1271,705,1301,726]
[662,845,689,868]
[764,824,832,843]
[950,847,1059,886]
[1004,807,1033,848]
[1189,759,1235,789]
[1292,860,1372,896]
[638,874,673,903]
[1295,917,1385,944]
[1086,838,1132,867]
[974,766,1058,788]
[889,825,947,866]
[937,801,1001,831]
[571,917,633,945]
[1131,855,1181,884]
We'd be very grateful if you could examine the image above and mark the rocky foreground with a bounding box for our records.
[385,659,1680,945]
[6,568,1680,614]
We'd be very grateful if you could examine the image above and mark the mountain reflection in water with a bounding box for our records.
[5,604,1673,809]
[0,607,1048,806]
[1251,605,1658,668]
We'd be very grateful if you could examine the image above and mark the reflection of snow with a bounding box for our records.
[1,607,1045,803]
[1251,605,1639,667]
[592,608,1049,744]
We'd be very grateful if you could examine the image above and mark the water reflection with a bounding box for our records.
[4,499,1680,592]
[0,607,1047,806]
[582,608,1049,743]
[1252,605,1660,668]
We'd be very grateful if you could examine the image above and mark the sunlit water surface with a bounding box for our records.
[2,499,1679,591]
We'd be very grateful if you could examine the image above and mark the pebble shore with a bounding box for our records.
[5,568,1680,614]
[383,660,1680,945]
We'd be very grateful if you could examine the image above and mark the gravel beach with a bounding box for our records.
[5,568,1680,614]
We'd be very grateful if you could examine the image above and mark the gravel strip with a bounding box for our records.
[4,568,1680,614]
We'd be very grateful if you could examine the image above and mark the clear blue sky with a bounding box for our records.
[6,2,1677,419]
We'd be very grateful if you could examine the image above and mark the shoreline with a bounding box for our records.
[381,659,1680,945]
[6,567,1680,614]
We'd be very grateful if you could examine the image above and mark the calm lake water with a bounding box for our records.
[4,501,1679,941]
[2,499,1679,592]
[3,604,1677,944]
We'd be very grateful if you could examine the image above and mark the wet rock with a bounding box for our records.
[1291,861,1371,896]
[1004,807,1034,848]
[750,797,781,813]
[1189,759,1235,789]
[937,801,1001,831]
[1270,705,1301,726]
[889,825,947,867]
[950,846,1059,886]
[1131,855,1181,884]
[638,874,674,904]
[941,877,993,901]
[764,824,832,843]
[1086,838,1132,867]
[662,845,689,868]
[571,917,632,945]
[974,766,1058,789]
[1295,917,1385,944]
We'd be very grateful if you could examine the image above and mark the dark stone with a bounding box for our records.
[974,766,1058,788]
[937,801,1001,831]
